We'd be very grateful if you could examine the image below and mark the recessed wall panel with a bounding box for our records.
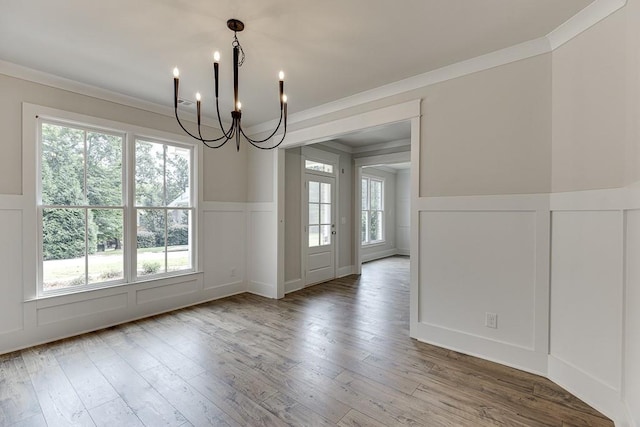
[419,210,537,349]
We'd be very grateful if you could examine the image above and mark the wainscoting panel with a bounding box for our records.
[135,277,200,305]
[547,186,638,425]
[419,210,537,349]
[550,210,623,392]
[0,209,24,335]
[625,209,640,427]
[203,208,246,290]
[247,204,277,298]
[413,194,550,374]
[37,293,128,326]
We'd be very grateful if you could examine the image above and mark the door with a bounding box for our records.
[304,174,336,285]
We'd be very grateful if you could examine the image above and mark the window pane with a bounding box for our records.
[86,132,123,206]
[309,225,319,247]
[361,178,368,210]
[41,123,85,206]
[371,180,382,210]
[42,208,86,291]
[374,211,383,241]
[309,203,320,225]
[320,203,331,225]
[166,145,191,207]
[137,209,166,276]
[361,211,368,244]
[321,183,331,203]
[369,210,381,242]
[135,140,165,207]
[88,209,123,284]
[320,225,331,246]
[305,160,333,173]
[167,209,192,272]
[309,181,319,203]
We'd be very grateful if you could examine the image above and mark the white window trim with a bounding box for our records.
[361,175,385,246]
[301,146,338,178]
[23,103,202,299]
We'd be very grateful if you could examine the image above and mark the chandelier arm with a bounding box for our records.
[239,110,283,144]
[175,106,234,144]
[174,107,207,142]
[202,123,237,149]
[215,97,235,139]
[242,117,287,150]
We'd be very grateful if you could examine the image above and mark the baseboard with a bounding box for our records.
[203,280,246,297]
[396,248,410,256]
[247,280,276,299]
[284,278,303,294]
[361,248,398,263]
[548,355,628,425]
[337,265,355,278]
[412,321,547,376]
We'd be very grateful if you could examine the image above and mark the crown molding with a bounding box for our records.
[0,60,171,115]
[2,0,625,137]
[0,60,223,129]
[546,0,627,50]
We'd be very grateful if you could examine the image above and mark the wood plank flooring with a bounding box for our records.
[0,256,613,426]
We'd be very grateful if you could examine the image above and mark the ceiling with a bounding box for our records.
[0,0,593,127]
[333,122,411,148]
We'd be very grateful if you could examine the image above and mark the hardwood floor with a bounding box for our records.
[1,256,613,426]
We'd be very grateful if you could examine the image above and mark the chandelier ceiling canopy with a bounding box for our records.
[173,19,287,151]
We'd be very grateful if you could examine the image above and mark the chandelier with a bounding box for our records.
[172,19,287,151]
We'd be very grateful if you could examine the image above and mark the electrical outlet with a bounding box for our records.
[486,312,498,329]
[231,268,237,278]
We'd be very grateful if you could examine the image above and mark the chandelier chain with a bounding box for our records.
[232,33,245,67]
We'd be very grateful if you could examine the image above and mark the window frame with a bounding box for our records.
[38,119,127,292]
[26,105,200,298]
[133,137,196,280]
[361,175,385,246]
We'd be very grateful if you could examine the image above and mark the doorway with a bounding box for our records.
[276,100,421,305]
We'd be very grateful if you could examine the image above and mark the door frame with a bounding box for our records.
[275,100,421,318]
[301,146,339,286]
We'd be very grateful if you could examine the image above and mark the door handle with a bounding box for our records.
[331,231,336,235]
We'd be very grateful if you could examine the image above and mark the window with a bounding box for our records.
[305,159,333,174]
[135,140,193,277]
[38,118,195,295]
[362,176,384,245]
[308,180,332,247]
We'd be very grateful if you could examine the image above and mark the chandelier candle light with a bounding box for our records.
[173,18,287,151]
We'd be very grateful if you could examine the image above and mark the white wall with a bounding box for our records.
[626,207,640,426]
[396,169,411,255]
